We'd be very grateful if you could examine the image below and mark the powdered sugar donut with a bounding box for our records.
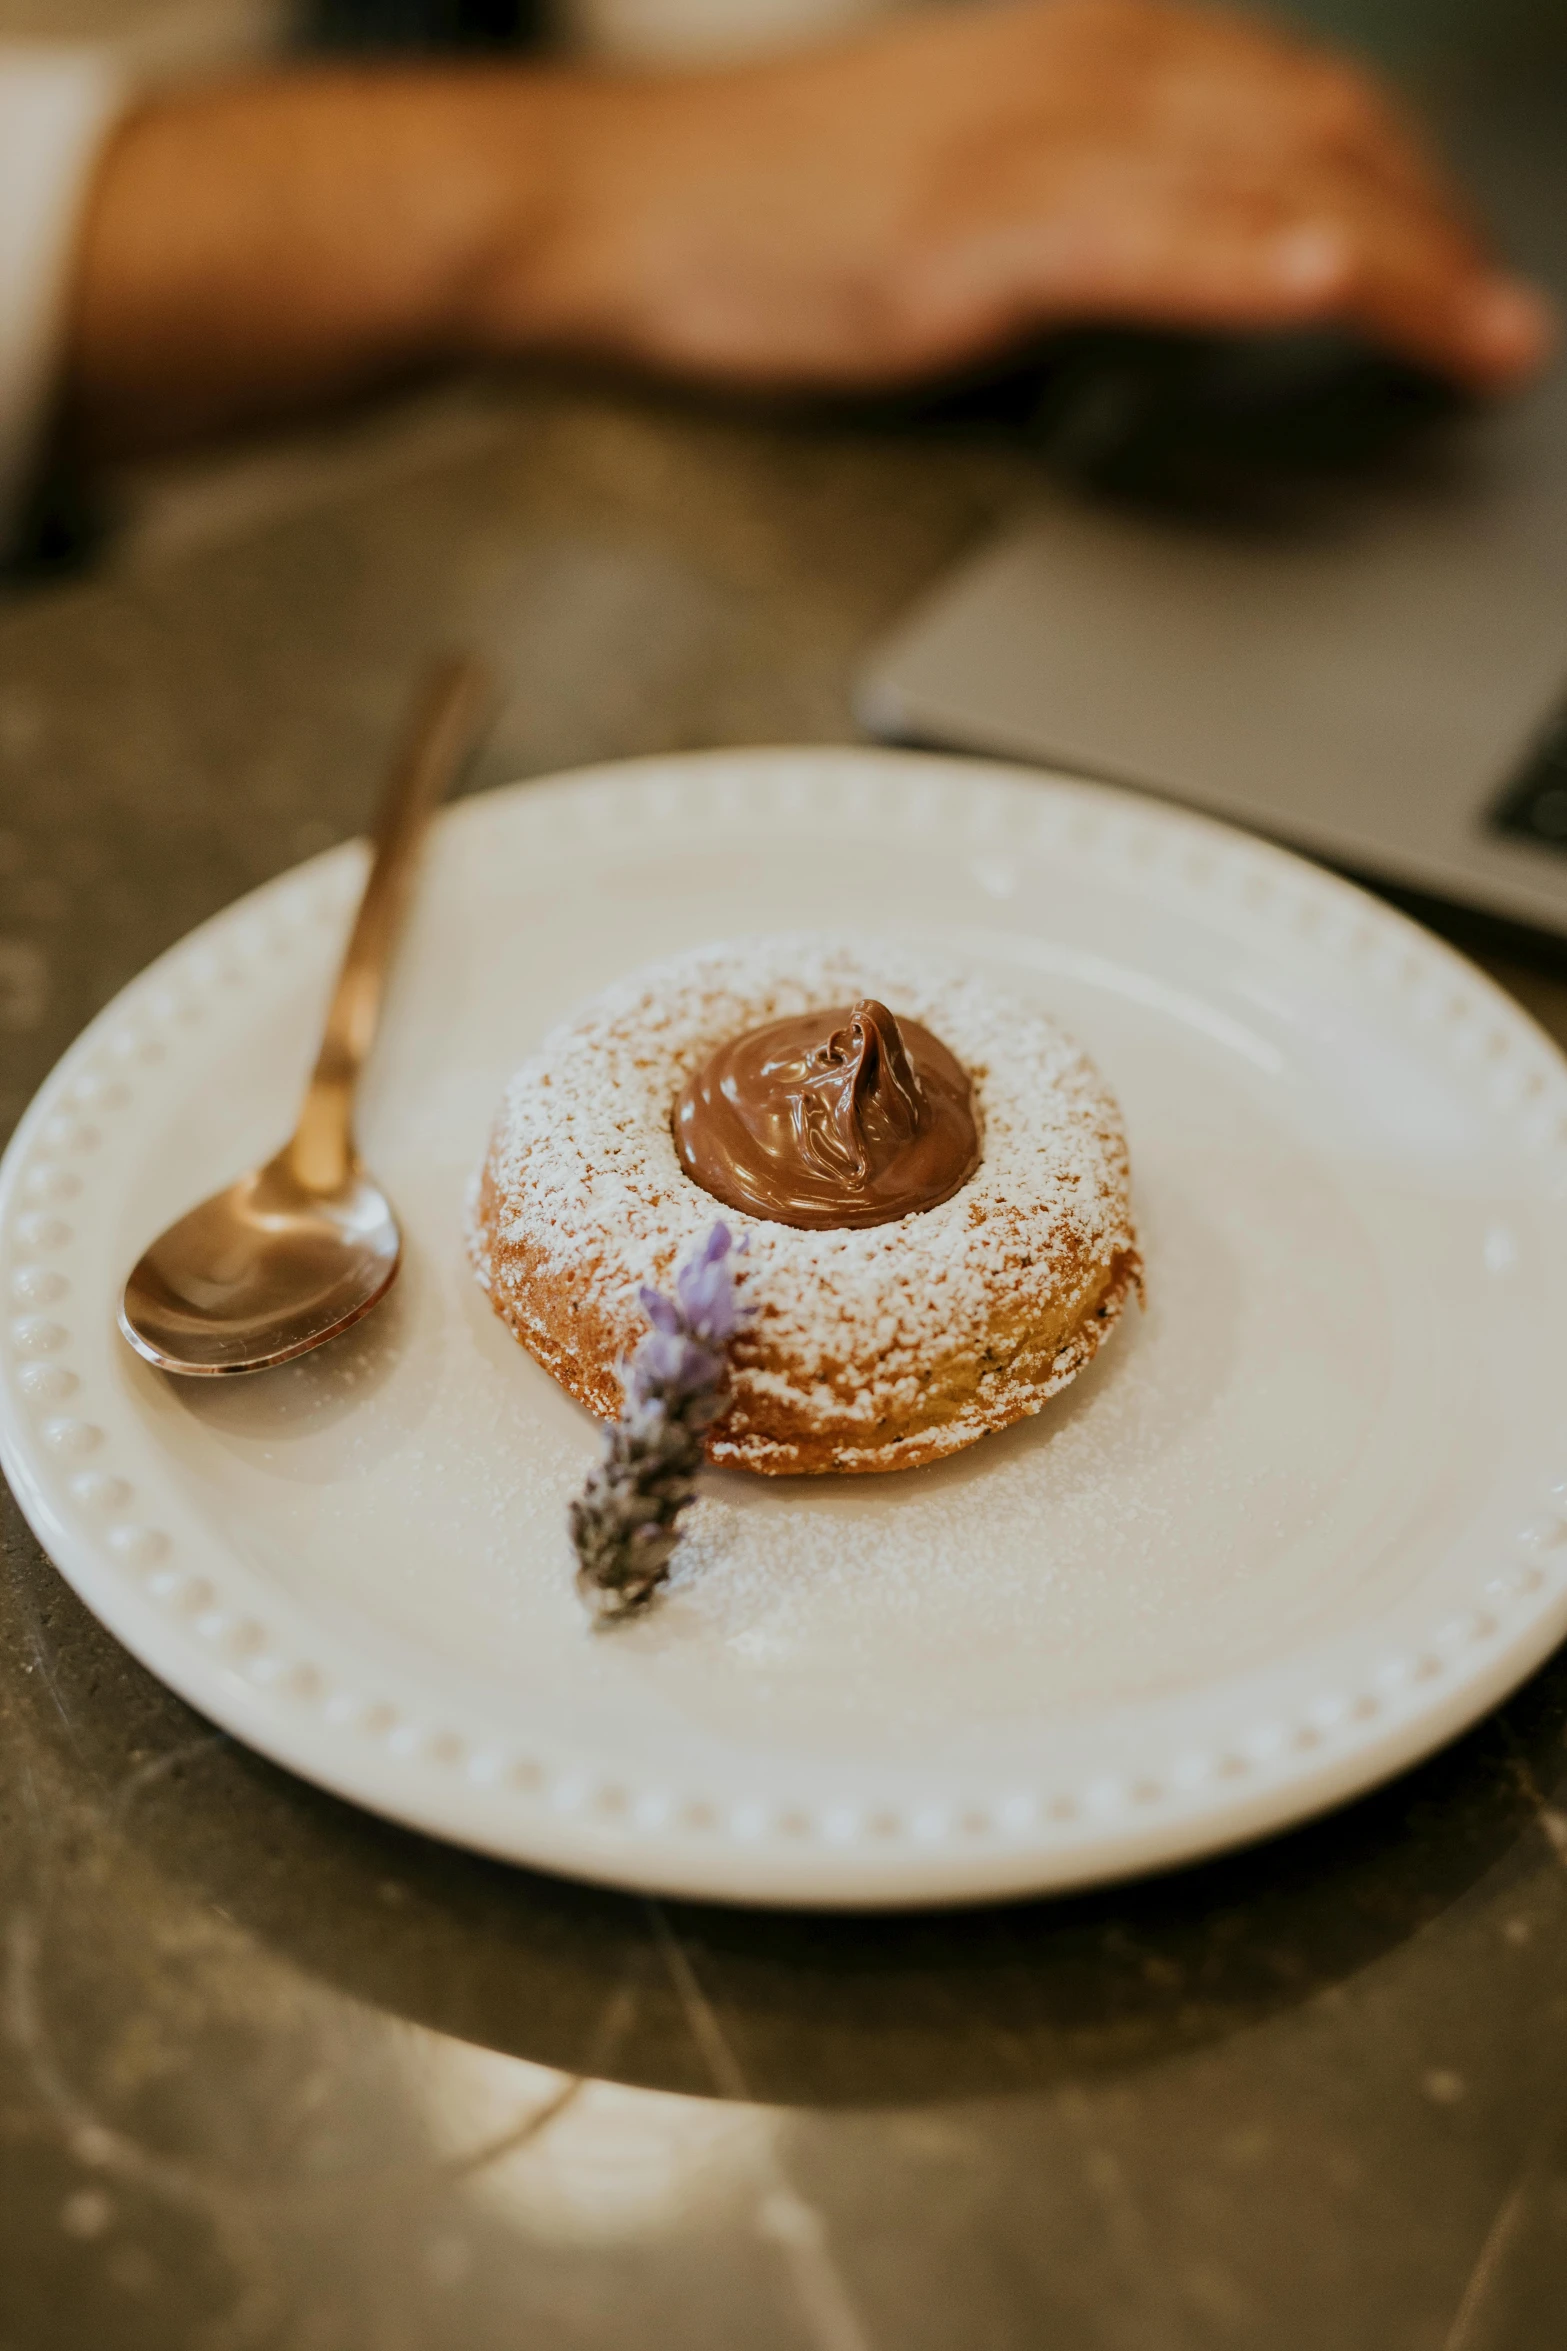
[467,937,1141,1475]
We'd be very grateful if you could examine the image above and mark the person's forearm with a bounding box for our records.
[65,68,556,457]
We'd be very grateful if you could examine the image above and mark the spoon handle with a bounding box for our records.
[289,656,489,1189]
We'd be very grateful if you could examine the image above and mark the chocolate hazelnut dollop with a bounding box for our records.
[673,997,981,1230]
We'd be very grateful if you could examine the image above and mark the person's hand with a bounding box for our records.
[68,0,1553,458]
[499,0,1551,395]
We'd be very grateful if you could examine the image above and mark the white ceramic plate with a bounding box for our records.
[4,748,1567,1908]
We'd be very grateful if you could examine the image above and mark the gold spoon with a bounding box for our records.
[118,655,488,1377]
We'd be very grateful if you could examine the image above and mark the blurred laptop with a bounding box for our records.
[855,39,1567,946]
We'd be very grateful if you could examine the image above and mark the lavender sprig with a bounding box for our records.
[569,1223,747,1624]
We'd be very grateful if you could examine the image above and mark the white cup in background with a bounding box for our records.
[556,0,908,67]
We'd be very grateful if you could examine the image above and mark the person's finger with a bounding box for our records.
[1057,4,1477,236]
[1266,55,1485,245]
[898,156,1553,391]
[1236,144,1552,386]
[1125,46,1469,230]
[1155,134,1494,296]
[888,176,1330,368]
[1272,216,1555,390]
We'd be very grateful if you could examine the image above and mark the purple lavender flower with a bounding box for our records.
[569,1223,748,1622]
[673,1222,748,1344]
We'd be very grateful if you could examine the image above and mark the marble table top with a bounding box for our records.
[3,374,1567,2351]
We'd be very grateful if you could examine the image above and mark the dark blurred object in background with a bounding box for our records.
[856,324,1469,522]
[299,0,544,53]
[1014,328,1467,504]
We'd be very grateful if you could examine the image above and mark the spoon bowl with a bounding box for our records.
[119,1151,402,1375]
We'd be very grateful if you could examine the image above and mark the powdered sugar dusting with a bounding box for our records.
[470,936,1139,1471]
